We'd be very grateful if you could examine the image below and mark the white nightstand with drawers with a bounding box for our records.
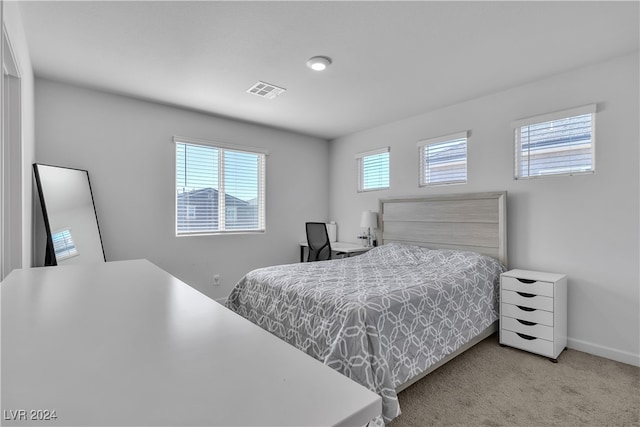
[499,269,567,362]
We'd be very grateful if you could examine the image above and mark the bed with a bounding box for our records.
[226,192,507,424]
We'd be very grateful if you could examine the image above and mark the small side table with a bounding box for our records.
[499,269,567,362]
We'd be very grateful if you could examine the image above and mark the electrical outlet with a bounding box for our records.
[213,274,221,286]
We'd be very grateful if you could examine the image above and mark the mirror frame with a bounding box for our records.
[33,163,106,266]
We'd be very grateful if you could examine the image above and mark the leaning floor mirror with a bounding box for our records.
[33,163,106,266]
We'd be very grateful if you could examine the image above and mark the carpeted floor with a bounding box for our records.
[388,334,639,427]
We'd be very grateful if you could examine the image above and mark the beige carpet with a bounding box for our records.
[388,334,639,427]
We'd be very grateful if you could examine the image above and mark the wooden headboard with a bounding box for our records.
[378,191,508,267]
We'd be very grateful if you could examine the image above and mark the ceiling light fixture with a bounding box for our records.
[306,56,332,71]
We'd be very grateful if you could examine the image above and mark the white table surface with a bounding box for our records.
[299,241,371,262]
[1,259,381,426]
[299,241,370,252]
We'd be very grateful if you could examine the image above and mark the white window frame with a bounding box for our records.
[417,131,468,187]
[174,136,268,236]
[355,147,390,192]
[512,104,596,179]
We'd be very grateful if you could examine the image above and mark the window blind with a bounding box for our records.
[417,131,468,186]
[355,147,390,192]
[175,137,266,235]
[52,228,78,261]
[513,105,595,179]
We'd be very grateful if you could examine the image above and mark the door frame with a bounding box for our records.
[1,17,23,280]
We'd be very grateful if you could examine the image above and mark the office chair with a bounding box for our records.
[305,222,332,262]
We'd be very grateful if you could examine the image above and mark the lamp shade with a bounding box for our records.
[360,211,378,229]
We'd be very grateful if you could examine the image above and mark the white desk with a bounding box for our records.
[1,260,381,426]
[299,241,371,262]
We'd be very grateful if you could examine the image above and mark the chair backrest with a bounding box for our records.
[306,222,332,262]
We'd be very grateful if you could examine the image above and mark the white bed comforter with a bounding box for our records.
[226,243,505,423]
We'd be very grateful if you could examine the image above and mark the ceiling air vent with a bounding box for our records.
[246,81,286,100]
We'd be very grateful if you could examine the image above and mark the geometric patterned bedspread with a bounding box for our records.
[225,243,505,424]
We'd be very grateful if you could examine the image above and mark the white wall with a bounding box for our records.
[2,1,35,269]
[35,79,329,300]
[329,52,640,366]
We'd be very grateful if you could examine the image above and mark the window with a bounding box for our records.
[417,131,468,186]
[175,137,267,235]
[356,147,390,192]
[513,104,595,179]
[186,205,196,220]
[52,228,78,261]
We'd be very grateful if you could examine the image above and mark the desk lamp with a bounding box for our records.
[360,211,378,248]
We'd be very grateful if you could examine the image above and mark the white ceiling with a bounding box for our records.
[18,1,640,140]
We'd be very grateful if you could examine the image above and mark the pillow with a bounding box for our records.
[366,242,427,265]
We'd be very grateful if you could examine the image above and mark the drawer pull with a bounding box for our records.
[517,292,536,298]
[516,333,536,340]
[517,319,537,326]
[517,305,536,312]
[516,278,537,284]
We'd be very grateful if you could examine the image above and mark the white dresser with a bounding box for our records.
[499,269,567,362]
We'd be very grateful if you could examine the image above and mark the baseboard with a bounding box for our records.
[568,338,640,367]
